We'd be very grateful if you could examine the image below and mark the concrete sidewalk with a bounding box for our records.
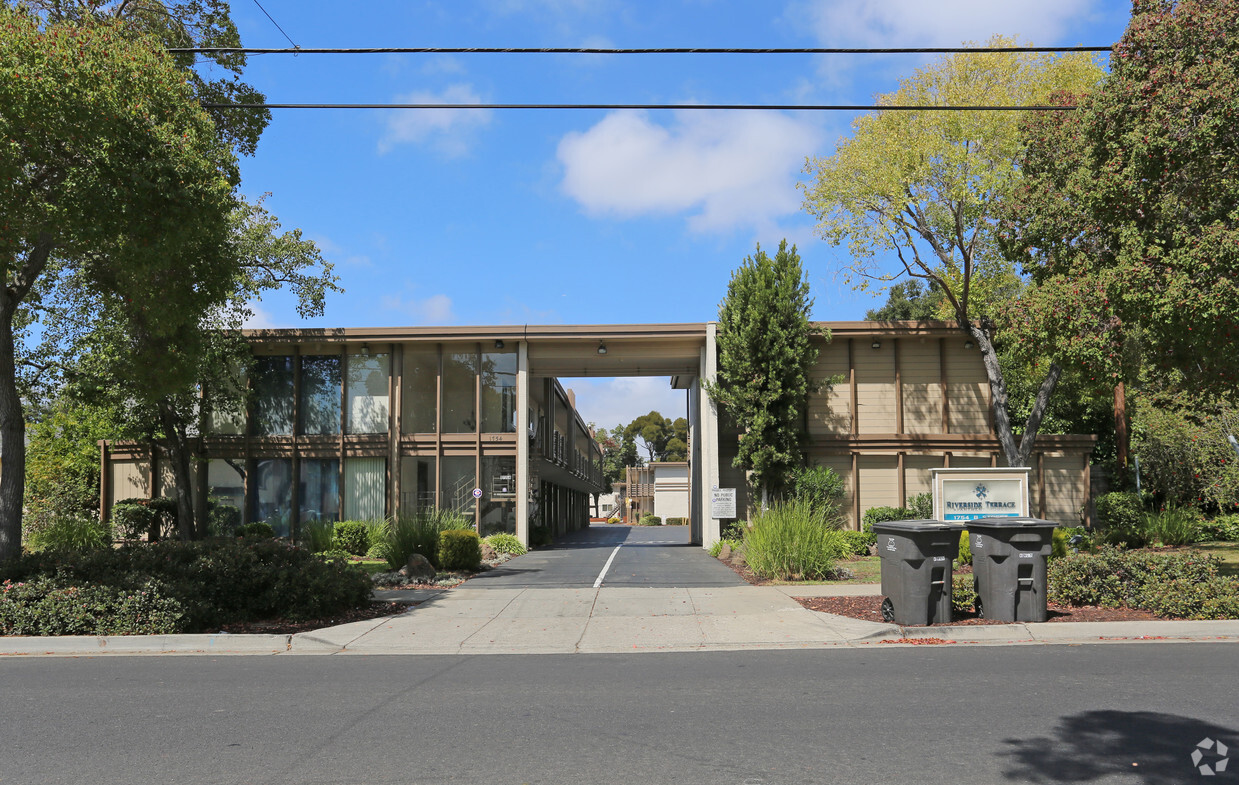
[4,582,1239,656]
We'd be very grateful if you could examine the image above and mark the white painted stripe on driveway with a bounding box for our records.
[593,545,623,588]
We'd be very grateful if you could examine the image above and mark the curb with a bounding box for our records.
[0,633,291,656]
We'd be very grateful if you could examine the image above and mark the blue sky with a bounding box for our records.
[226,0,1134,430]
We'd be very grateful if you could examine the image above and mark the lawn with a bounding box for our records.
[1187,542,1239,577]
[768,555,881,585]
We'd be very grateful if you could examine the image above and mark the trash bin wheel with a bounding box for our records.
[881,598,895,623]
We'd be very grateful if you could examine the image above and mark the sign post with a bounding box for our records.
[710,488,737,520]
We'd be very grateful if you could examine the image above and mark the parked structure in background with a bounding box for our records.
[619,463,690,522]
[100,321,1095,548]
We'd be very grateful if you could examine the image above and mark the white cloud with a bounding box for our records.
[242,302,277,329]
[557,110,823,233]
[794,0,1097,47]
[381,292,457,324]
[562,377,689,435]
[377,84,493,157]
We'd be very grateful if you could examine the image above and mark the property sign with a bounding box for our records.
[710,488,737,519]
[930,468,1030,522]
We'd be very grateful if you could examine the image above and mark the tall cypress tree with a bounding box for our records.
[707,240,821,501]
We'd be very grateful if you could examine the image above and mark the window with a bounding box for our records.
[442,345,477,433]
[251,459,292,537]
[480,456,516,535]
[253,356,294,435]
[344,457,386,520]
[399,456,437,514]
[207,460,244,532]
[299,355,342,434]
[402,346,438,433]
[346,352,390,434]
[299,459,339,524]
[440,456,476,520]
[481,348,517,433]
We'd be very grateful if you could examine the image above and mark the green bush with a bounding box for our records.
[206,500,242,538]
[1141,576,1239,620]
[237,521,276,540]
[299,517,336,553]
[838,530,876,557]
[1048,547,1221,610]
[1143,508,1202,547]
[317,548,352,562]
[1198,514,1239,543]
[786,464,846,517]
[742,498,844,581]
[1132,400,1239,514]
[0,539,373,632]
[438,529,482,571]
[366,541,393,562]
[665,517,688,526]
[907,492,934,520]
[721,520,747,540]
[110,498,159,540]
[1094,491,1147,547]
[957,529,973,566]
[387,510,474,569]
[1052,527,1089,559]
[637,514,662,526]
[332,521,370,556]
[0,577,185,636]
[951,574,977,615]
[861,506,915,533]
[482,533,527,556]
[24,515,111,554]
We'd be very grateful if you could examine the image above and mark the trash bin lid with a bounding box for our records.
[967,516,1056,529]
[871,519,963,533]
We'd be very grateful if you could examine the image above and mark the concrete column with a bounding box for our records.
[516,341,530,547]
[688,376,703,545]
[698,322,722,549]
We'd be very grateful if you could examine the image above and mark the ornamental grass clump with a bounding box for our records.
[742,498,845,581]
[387,509,474,570]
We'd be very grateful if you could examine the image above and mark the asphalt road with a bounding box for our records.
[468,523,747,588]
[2,643,1236,785]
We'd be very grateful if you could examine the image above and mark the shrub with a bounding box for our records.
[951,574,977,615]
[530,525,552,548]
[332,521,370,556]
[957,529,973,566]
[638,515,662,526]
[721,520,748,540]
[1198,514,1239,543]
[438,530,482,571]
[299,517,336,553]
[24,515,111,554]
[1052,527,1089,559]
[907,492,934,520]
[237,521,276,540]
[786,465,846,516]
[147,498,179,538]
[1094,491,1146,547]
[665,517,688,526]
[839,530,876,557]
[482,533,527,556]
[366,541,393,562]
[862,506,915,533]
[607,516,622,524]
[1141,576,1239,620]
[387,510,473,569]
[0,577,185,636]
[110,498,159,541]
[362,518,391,550]
[1143,508,1202,547]
[1132,400,1239,514]
[206,498,243,538]
[742,498,844,581]
[1048,547,1221,610]
[0,539,372,631]
[317,548,352,562]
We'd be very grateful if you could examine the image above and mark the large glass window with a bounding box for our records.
[299,459,339,524]
[480,456,516,535]
[251,459,292,537]
[399,456,437,515]
[346,352,390,434]
[299,355,341,434]
[206,459,245,534]
[481,349,517,433]
[344,457,386,520]
[442,346,477,433]
[440,456,476,520]
[402,346,438,434]
[253,356,294,435]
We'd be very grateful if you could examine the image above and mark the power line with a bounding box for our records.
[250,0,298,50]
[203,102,1077,111]
[172,45,1112,56]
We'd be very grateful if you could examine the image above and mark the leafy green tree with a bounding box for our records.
[664,417,689,461]
[0,9,239,560]
[625,411,673,462]
[802,37,1103,468]
[864,280,948,321]
[596,425,641,492]
[706,240,819,500]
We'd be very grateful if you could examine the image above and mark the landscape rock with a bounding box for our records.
[718,543,732,561]
[403,553,435,582]
[480,542,497,562]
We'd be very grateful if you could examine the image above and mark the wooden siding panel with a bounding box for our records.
[904,454,944,501]
[857,454,900,516]
[815,455,854,528]
[808,342,851,436]
[944,340,989,433]
[855,343,896,434]
[1044,454,1086,526]
[110,460,151,501]
[900,338,943,435]
[949,454,992,469]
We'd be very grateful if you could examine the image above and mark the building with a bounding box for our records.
[620,463,690,522]
[101,321,1095,547]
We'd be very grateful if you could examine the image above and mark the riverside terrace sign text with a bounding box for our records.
[930,467,1031,522]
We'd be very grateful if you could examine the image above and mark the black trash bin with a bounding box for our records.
[967,517,1056,622]
[872,520,964,626]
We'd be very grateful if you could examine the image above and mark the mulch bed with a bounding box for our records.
[795,594,1166,626]
[217,601,414,635]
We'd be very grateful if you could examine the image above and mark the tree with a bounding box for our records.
[1000,0,1239,403]
[801,36,1103,468]
[664,417,689,461]
[864,280,948,321]
[625,411,673,462]
[595,425,641,492]
[706,240,819,499]
[0,9,239,560]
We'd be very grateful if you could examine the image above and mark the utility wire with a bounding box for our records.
[250,0,299,50]
[203,102,1077,111]
[172,45,1112,55]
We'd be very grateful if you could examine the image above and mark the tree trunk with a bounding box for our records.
[1114,381,1129,469]
[966,324,1063,469]
[0,298,27,562]
[158,400,197,541]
